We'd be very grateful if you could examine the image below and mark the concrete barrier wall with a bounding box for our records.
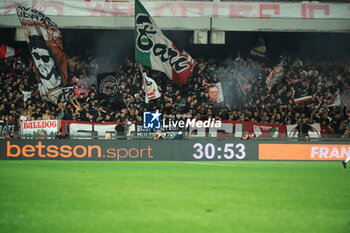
[0,139,349,161]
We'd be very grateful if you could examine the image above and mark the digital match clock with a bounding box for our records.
[192,143,246,160]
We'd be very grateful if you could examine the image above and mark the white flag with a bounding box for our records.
[142,72,161,104]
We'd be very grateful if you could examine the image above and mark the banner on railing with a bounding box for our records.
[0,121,17,134]
[1,1,349,19]
[64,120,135,138]
[286,123,321,138]
[189,120,286,138]
[20,120,60,136]
[135,123,178,137]
[18,120,323,139]
[63,120,286,138]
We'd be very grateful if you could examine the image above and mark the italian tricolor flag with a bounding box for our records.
[135,0,195,85]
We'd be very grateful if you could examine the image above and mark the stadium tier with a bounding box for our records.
[0,1,349,141]
[0,2,350,233]
[1,29,349,140]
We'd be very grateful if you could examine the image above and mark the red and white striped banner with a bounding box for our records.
[294,95,312,104]
[1,1,349,19]
[0,44,21,59]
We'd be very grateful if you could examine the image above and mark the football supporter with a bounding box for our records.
[0,45,349,140]
[154,130,166,140]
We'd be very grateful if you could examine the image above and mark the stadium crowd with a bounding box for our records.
[0,47,349,138]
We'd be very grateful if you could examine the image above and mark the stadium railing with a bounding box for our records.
[1,131,348,141]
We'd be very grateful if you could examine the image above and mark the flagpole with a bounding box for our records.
[232,69,246,96]
[139,63,150,111]
[236,73,247,96]
[122,96,131,113]
[140,65,147,102]
[145,78,151,112]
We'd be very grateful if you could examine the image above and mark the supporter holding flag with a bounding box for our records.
[15,5,68,104]
[135,0,195,85]
[236,73,252,96]
[97,72,131,111]
[266,57,285,91]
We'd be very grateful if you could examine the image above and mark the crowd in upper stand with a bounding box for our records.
[0,47,349,138]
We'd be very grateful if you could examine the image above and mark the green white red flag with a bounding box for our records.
[135,0,195,85]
